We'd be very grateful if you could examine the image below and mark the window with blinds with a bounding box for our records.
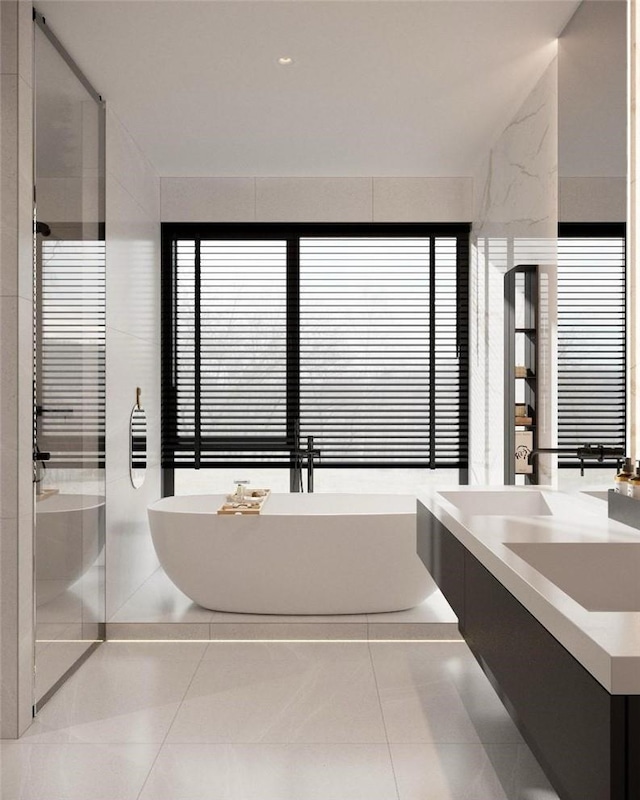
[171,239,289,466]
[38,239,106,468]
[557,224,626,466]
[299,237,464,465]
[162,224,469,471]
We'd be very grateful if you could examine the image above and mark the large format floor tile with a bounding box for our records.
[166,642,388,743]
[24,643,207,743]
[109,568,214,623]
[1,639,559,799]
[138,743,399,800]
[0,742,159,800]
[370,642,523,744]
[390,742,558,800]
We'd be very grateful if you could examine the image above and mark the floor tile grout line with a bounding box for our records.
[134,643,210,800]
[367,640,402,800]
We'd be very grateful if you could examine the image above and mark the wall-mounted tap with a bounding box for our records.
[529,444,625,477]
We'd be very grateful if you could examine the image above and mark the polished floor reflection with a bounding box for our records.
[1,640,559,799]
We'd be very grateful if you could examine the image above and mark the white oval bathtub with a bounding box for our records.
[36,493,105,584]
[147,493,432,614]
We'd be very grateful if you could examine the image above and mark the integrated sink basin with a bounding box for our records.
[439,490,552,517]
[506,542,640,612]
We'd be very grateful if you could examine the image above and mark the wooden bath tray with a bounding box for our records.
[217,489,271,515]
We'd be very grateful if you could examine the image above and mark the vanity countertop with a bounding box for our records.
[417,486,640,694]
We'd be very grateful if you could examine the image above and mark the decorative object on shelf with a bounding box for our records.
[130,386,147,489]
[514,365,529,378]
[515,431,534,474]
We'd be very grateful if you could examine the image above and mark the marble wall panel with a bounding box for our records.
[471,56,558,485]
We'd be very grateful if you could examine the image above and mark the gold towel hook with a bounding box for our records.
[136,387,142,410]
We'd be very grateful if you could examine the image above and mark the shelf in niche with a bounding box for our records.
[515,327,536,334]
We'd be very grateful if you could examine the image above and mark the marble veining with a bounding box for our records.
[471,55,558,485]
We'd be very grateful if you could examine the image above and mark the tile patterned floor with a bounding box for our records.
[1,640,560,799]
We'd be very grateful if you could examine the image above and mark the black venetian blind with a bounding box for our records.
[162,224,469,471]
[38,239,106,468]
[557,223,626,466]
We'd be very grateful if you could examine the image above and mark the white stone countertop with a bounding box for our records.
[417,486,640,695]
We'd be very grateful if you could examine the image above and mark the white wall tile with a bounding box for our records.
[106,328,158,486]
[0,516,20,737]
[0,297,20,512]
[161,177,255,222]
[106,109,160,221]
[1,2,19,76]
[17,76,32,302]
[0,6,34,739]
[0,75,19,294]
[17,0,33,87]
[256,178,372,222]
[106,176,160,342]
[373,178,473,222]
[18,512,34,733]
[559,177,626,222]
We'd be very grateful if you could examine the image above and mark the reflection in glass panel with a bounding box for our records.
[34,22,105,706]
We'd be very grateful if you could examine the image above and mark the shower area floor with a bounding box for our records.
[107,567,460,641]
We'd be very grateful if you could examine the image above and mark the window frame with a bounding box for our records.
[161,222,470,493]
[556,221,627,469]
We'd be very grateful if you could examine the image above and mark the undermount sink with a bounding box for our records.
[439,490,552,517]
[506,542,640,612]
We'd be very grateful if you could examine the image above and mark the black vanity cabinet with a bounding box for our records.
[417,501,640,800]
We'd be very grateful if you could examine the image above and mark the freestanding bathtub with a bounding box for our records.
[147,493,432,614]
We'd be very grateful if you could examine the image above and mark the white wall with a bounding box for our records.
[105,110,161,620]
[0,0,35,738]
[160,177,474,222]
[471,56,559,485]
[558,0,627,221]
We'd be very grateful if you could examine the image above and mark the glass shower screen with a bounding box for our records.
[33,20,106,708]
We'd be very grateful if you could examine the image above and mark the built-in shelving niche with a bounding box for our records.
[504,265,538,484]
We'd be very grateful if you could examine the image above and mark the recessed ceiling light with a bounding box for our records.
[277,57,294,66]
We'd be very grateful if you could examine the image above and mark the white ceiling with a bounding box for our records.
[36,0,582,177]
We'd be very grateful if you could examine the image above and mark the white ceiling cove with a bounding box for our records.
[36,0,581,176]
